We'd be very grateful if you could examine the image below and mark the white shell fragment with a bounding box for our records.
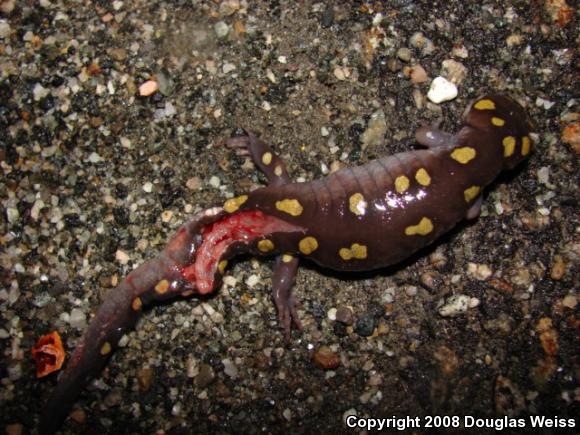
[427,76,458,104]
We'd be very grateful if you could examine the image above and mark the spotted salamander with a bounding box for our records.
[39,95,532,434]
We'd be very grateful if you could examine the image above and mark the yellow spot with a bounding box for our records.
[415,168,431,186]
[131,297,142,311]
[502,136,516,157]
[155,279,170,294]
[262,152,272,165]
[182,290,194,297]
[339,243,368,261]
[521,136,531,156]
[257,239,274,253]
[464,186,481,203]
[218,260,228,274]
[395,175,410,193]
[450,147,476,164]
[100,342,111,355]
[224,195,248,213]
[405,217,434,236]
[275,198,303,216]
[474,99,496,110]
[282,254,294,263]
[349,193,367,216]
[299,236,318,255]
[491,117,505,127]
[274,165,283,177]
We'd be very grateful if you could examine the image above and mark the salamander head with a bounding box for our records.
[462,95,534,170]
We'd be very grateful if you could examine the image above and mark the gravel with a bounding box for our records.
[1,1,578,434]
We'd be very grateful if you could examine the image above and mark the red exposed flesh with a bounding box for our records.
[182,210,302,294]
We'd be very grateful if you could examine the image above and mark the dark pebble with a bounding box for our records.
[354,313,376,337]
[113,207,130,226]
[195,363,215,388]
[333,321,348,337]
[321,6,334,28]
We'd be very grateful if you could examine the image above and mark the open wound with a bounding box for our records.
[182,210,303,294]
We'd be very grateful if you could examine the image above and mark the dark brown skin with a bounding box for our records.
[39,95,532,434]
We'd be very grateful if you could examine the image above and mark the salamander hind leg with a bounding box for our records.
[272,254,302,340]
[226,129,291,187]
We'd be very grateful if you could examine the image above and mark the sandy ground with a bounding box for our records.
[1,1,578,434]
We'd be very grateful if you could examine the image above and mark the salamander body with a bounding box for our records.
[38,95,532,433]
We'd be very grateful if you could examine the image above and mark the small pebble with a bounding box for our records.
[0,21,11,39]
[467,262,493,280]
[408,65,428,84]
[137,367,154,391]
[562,294,576,309]
[452,44,469,58]
[439,295,480,317]
[409,32,435,56]
[441,59,467,84]
[427,77,458,104]
[219,0,240,16]
[223,62,236,74]
[335,306,353,325]
[142,181,153,193]
[208,176,221,188]
[69,409,86,424]
[69,308,86,329]
[222,358,238,378]
[354,313,376,337]
[195,364,215,388]
[33,83,50,101]
[161,210,173,223]
[381,287,396,304]
[156,68,174,96]
[186,177,201,190]
[537,166,551,185]
[6,207,19,224]
[327,307,337,321]
[561,123,580,154]
[396,47,412,62]
[361,109,387,150]
[115,249,130,265]
[333,66,348,81]
[312,346,340,369]
[321,6,334,28]
[138,80,158,96]
[550,256,566,280]
[214,21,230,39]
[535,97,555,110]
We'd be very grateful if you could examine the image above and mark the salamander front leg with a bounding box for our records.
[415,125,458,149]
[272,254,302,340]
[226,129,292,187]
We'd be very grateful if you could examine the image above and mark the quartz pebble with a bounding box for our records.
[427,77,458,103]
